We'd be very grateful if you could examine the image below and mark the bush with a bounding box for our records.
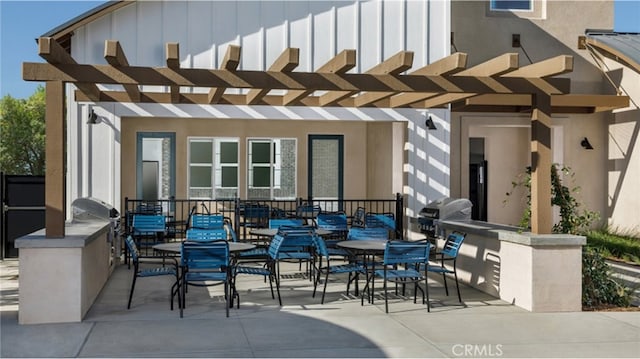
[582,248,631,308]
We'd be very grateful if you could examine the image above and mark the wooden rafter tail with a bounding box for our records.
[38,37,101,101]
[246,47,299,105]
[321,50,414,107]
[375,52,469,108]
[501,55,573,78]
[166,42,181,103]
[353,50,420,107]
[283,49,357,106]
[104,40,140,102]
[208,45,241,104]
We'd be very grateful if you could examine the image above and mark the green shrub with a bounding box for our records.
[582,248,631,308]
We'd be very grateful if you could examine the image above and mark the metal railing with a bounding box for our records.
[123,193,403,241]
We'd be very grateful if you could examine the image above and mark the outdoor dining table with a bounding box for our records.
[336,239,389,304]
[249,228,332,237]
[153,241,256,254]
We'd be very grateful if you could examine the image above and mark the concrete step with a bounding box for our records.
[606,260,640,306]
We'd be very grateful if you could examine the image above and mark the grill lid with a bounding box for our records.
[71,197,119,222]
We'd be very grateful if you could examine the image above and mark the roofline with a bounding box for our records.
[39,1,132,41]
[585,31,640,75]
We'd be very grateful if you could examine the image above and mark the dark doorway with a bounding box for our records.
[469,138,488,221]
[1,174,45,258]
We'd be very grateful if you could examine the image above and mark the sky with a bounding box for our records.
[1,0,639,100]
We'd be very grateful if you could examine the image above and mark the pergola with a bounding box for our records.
[23,37,629,237]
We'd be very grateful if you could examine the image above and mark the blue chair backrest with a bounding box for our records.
[347,227,389,240]
[383,240,430,266]
[365,212,396,230]
[136,202,163,214]
[124,235,140,262]
[312,235,330,259]
[270,226,316,257]
[441,232,466,258]
[132,214,166,234]
[269,218,304,229]
[351,207,366,227]
[186,228,228,242]
[317,213,348,231]
[224,221,238,242]
[181,240,229,270]
[191,214,224,229]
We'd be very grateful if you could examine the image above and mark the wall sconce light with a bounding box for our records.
[581,137,594,150]
[87,109,98,125]
[425,115,437,130]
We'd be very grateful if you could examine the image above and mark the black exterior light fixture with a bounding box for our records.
[87,109,98,125]
[425,115,437,130]
[581,137,594,150]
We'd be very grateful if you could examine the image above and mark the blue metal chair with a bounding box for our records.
[312,235,365,304]
[365,212,398,238]
[124,235,179,310]
[239,204,270,239]
[191,214,225,230]
[424,231,466,304]
[179,240,231,317]
[362,240,431,313]
[347,227,389,240]
[132,214,166,254]
[316,212,350,257]
[295,204,322,226]
[185,228,227,242]
[268,227,316,305]
[350,206,366,228]
[269,218,304,229]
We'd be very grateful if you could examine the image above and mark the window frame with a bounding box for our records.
[187,137,239,199]
[247,137,297,200]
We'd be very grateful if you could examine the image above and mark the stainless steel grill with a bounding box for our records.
[418,197,472,240]
[71,197,121,259]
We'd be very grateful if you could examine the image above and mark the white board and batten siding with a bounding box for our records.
[65,0,451,223]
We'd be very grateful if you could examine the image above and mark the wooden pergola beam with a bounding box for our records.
[246,48,299,105]
[321,50,414,107]
[38,37,100,101]
[104,40,140,102]
[502,55,573,78]
[466,93,629,111]
[356,52,467,107]
[283,49,357,106]
[208,45,241,104]
[165,43,181,103]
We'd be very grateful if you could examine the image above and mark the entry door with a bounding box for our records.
[136,133,175,202]
[308,135,343,211]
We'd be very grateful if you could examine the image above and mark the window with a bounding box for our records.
[188,138,238,199]
[248,138,296,200]
[490,0,532,11]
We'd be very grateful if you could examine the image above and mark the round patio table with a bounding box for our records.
[153,241,256,253]
[336,240,389,304]
[250,228,331,237]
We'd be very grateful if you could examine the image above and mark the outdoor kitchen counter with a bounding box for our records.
[436,219,586,313]
[15,221,114,324]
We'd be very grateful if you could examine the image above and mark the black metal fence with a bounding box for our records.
[123,194,404,241]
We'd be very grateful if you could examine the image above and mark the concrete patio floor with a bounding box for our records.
[1,257,639,358]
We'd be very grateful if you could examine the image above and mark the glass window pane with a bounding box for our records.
[190,166,212,187]
[252,167,271,187]
[190,141,212,164]
[490,0,531,10]
[252,142,271,164]
[220,142,238,164]
[221,166,237,187]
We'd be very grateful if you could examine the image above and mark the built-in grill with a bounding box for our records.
[71,197,121,259]
[418,197,473,241]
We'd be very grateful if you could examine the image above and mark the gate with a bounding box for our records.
[0,173,45,259]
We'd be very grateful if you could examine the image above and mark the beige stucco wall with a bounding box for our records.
[603,59,640,233]
[121,117,404,207]
[450,1,616,228]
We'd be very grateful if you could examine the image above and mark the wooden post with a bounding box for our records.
[530,93,553,234]
[45,81,65,237]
